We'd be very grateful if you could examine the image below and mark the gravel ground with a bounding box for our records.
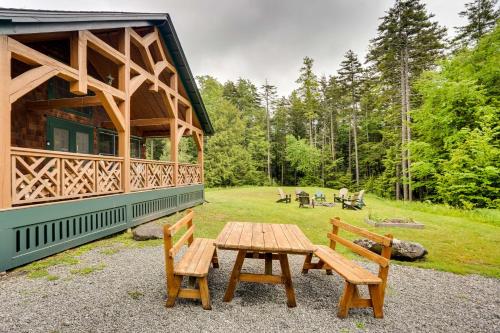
[0,245,499,333]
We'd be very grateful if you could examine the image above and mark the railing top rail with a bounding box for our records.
[178,162,200,167]
[130,158,175,164]
[11,147,124,161]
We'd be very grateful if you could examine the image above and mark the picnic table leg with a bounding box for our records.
[278,253,296,308]
[301,253,313,274]
[265,253,273,274]
[223,249,246,302]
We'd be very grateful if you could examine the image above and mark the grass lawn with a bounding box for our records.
[160,186,500,278]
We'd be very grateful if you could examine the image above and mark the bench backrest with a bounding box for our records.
[328,217,393,294]
[163,209,195,282]
[278,188,286,198]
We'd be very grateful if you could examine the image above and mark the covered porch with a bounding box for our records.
[1,24,210,208]
[0,13,213,272]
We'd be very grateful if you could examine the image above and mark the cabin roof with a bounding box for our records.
[0,8,214,135]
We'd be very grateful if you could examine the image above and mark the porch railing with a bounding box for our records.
[11,147,123,205]
[130,158,175,191]
[178,163,202,185]
[11,148,203,205]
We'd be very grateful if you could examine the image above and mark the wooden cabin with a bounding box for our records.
[0,9,214,271]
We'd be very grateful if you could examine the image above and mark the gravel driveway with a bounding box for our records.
[0,245,498,333]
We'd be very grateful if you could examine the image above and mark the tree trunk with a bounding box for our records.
[330,109,336,163]
[309,120,313,147]
[396,163,400,200]
[404,45,412,201]
[352,107,360,186]
[400,47,408,201]
[265,92,271,183]
[348,122,352,178]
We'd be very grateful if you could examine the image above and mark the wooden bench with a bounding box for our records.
[302,217,392,318]
[163,209,219,310]
[276,188,291,203]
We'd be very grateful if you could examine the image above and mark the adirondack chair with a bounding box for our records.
[314,191,326,202]
[276,188,291,203]
[342,190,366,210]
[294,188,303,201]
[298,191,315,208]
[334,188,349,203]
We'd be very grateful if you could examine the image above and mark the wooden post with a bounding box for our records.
[0,36,11,208]
[118,29,131,192]
[170,118,178,186]
[198,133,204,183]
[69,31,87,95]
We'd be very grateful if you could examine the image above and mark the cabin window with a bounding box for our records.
[98,129,142,158]
[47,117,94,154]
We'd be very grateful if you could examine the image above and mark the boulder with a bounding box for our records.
[132,223,163,241]
[354,238,428,261]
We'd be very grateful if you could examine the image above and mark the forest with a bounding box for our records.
[148,0,499,209]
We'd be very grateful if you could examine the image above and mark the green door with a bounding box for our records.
[47,117,94,154]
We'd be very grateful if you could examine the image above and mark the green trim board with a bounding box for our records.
[0,184,204,271]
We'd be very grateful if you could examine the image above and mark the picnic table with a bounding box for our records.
[215,222,315,307]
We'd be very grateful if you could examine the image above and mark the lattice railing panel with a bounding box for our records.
[12,148,123,205]
[97,160,122,193]
[178,163,202,185]
[62,159,96,196]
[130,159,175,191]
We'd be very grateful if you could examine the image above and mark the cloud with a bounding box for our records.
[1,0,469,96]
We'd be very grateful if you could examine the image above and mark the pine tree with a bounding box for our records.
[368,0,446,200]
[261,80,278,183]
[454,0,499,47]
[296,57,320,146]
[338,50,364,186]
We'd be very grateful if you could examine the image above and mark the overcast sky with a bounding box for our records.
[0,0,469,96]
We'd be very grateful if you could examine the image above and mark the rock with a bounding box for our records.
[354,238,428,261]
[132,223,163,241]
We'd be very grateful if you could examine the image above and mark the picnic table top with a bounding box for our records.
[214,222,315,254]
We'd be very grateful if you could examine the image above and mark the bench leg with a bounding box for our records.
[223,250,246,302]
[368,284,384,318]
[212,248,220,269]
[166,275,182,308]
[301,253,313,274]
[279,254,296,308]
[337,282,355,318]
[198,277,212,310]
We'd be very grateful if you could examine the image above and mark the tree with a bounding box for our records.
[412,25,500,208]
[296,57,320,146]
[198,76,257,186]
[453,0,499,48]
[368,0,446,201]
[261,80,278,182]
[338,50,364,186]
[285,135,321,185]
[223,79,268,184]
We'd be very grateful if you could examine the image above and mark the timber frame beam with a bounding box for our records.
[0,26,205,208]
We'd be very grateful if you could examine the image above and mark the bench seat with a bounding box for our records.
[315,245,381,285]
[174,238,216,277]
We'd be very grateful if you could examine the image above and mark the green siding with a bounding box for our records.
[0,185,204,271]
